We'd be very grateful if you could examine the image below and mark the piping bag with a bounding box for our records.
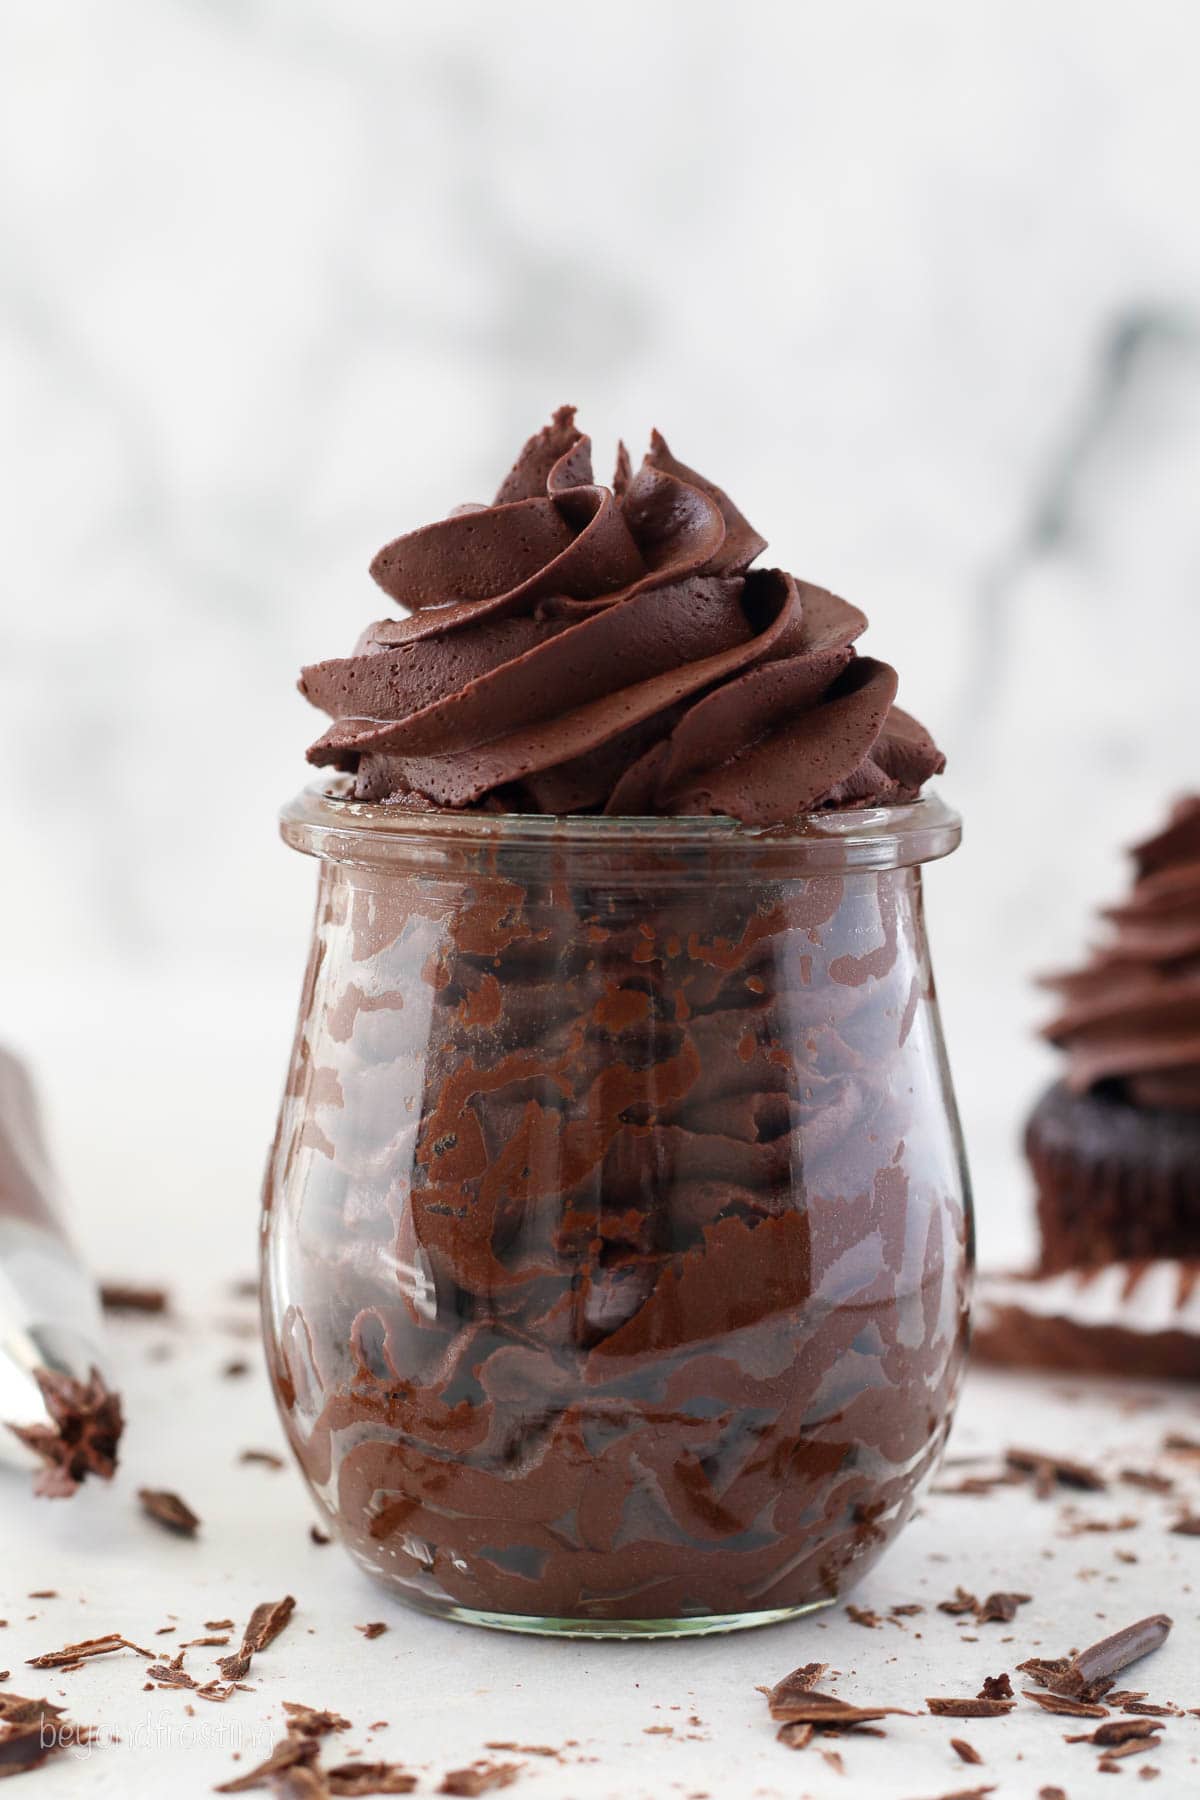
[0,1045,120,1492]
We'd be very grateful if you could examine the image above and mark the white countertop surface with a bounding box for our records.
[3,1290,1199,1798]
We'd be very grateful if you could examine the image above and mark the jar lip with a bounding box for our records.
[280,779,961,872]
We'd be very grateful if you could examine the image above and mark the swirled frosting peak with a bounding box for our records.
[1043,795,1200,1109]
[300,407,945,821]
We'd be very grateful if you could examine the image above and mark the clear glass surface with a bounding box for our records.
[262,786,972,1637]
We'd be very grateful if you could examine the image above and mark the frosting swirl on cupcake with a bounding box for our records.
[300,407,944,822]
[1043,795,1200,1109]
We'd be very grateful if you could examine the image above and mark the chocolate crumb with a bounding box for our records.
[222,1360,250,1379]
[100,1281,169,1315]
[356,1622,387,1641]
[845,1604,881,1627]
[1162,1432,1200,1458]
[438,1764,521,1795]
[978,1674,1013,1701]
[238,1449,284,1471]
[310,1527,332,1547]
[926,1698,1014,1718]
[951,1738,983,1764]
[1038,1790,1068,1800]
[138,1487,201,1536]
[1169,1513,1200,1536]
[205,1620,235,1631]
[6,1366,124,1498]
[891,1603,924,1616]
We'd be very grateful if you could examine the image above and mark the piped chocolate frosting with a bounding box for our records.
[300,408,944,821]
[1043,796,1200,1110]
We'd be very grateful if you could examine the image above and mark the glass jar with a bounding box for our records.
[262,785,971,1638]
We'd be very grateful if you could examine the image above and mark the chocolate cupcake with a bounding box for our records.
[1028,796,1200,1272]
[975,797,1200,1380]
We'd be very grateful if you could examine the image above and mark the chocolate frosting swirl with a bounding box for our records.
[1043,795,1200,1109]
[300,408,944,821]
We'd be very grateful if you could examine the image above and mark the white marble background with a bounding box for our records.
[2,0,1199,1285]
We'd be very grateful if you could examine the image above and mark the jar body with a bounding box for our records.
[262,797,971,1636]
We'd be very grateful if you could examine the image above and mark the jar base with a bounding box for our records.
[401,1596,834,1640]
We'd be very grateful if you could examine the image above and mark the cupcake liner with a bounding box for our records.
[973,1260,1200,1381]
[1025,1081,1200,1272]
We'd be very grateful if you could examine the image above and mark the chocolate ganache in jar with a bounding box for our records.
[262,410,972,1636]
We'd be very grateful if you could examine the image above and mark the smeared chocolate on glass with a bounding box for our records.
[264,412,970,1633]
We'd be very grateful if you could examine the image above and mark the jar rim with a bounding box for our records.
[280,780,962,874]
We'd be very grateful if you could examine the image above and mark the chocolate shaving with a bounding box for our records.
[100,1281,169,1315]
[760,1661,827,1708]
[1099,1739,1160,1765]
[6,1366,123,1498]
[238,1449,285,1470]
[1169,1513,1200,1535]
[1121,1469,1174,1494]
[913,1788,995,1799]
[195,1680,242,1703]
[938,1587,979,1616]
[1006,1447,1106,1493]
[1023,1688,1110,1719]
[926,1698,1014,1718]
[356,1623,387,1641]
[951,1738,983,1764]
[26,1632,152,1668]
[1068,1718,1165,1746]
[438,1765,521,1796]
[147,1655,198,1691]
[767,1690,911,1727]
[216,1597,296,1682]
[776,1721,814,1749]
[974,1592,1030,1624]
[215,1733,320,1792]
[283,1704,352,1738]
[1162,1432,1200,1458]
[138,1487,201,1536]
[0,1687,90,1778]
[845,1604,881,1627]
[327,1764,416,1795]
[891,1603,924,1616]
